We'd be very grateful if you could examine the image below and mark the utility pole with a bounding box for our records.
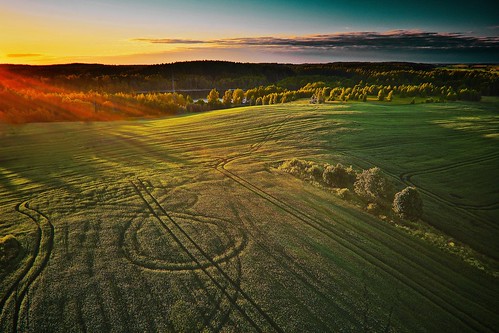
[171,72,175,93]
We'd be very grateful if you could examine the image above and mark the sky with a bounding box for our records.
[1,0,498,64]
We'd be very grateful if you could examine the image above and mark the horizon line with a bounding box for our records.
[1,60,498,67]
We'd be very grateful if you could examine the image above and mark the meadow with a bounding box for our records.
[0,99,498,332]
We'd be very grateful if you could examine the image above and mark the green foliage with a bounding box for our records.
[233,88,245,105]
[322,163,357,188]
[387,90,393,102]
[0,234,20,265]
[377,89,385,101]
[279,158,308,177]
[222,89,233,106]
[207,88,220,106]
[354,167,392,204]
[393,187,424,221]
[458,88,481,101]
[279,158,323,181]
[308,164,324,182]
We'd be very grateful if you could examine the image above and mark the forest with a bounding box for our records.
[0,61,497,123]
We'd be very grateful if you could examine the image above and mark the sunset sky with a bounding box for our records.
[1,0,498,64]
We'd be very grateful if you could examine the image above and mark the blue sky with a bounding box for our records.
[1,0,498,64]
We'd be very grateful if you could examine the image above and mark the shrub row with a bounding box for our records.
[279,159,423,221]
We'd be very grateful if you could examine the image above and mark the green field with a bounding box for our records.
[1,100,498,332]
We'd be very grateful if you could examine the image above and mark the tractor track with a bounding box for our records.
[217,158,495,332]
[211,112,496,332]
[130,179,283,333]
[122,209,247,272]
[0,201,54,333]
[341,151,498,231]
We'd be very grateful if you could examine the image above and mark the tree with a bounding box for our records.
[271,93,279,104]
[207,88,220,107]
[387,90,393,102]
[458,88,481,102]
[308,164,324,182]
[323,163,356,188]
[393,187,423,221]
[207,88,220,105]
[354,167,392,203]
[233,88,245,105]
[222,89,233,106]
[377,89,385,101]
[339,90,346,102]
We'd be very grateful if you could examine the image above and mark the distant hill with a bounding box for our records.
[0,61,436,78]
[1,61,439,92]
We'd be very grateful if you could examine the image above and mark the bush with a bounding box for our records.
[393,187,423,221]
[280,158,324,182]
[354,167,392,204]
[322,163,356,188]
[0,234,20,265]
[308,164,324,182]
[279,158,308,177]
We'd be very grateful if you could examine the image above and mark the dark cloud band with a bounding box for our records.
[133,30,499,51]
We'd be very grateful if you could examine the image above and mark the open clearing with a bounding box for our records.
[1,100,498,332]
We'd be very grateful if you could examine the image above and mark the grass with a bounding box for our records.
[0,100,498,332]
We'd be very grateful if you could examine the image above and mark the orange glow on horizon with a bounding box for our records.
[0,68,187,123]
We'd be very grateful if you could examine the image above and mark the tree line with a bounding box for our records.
[1,62,496,123]
[2,61,497,96]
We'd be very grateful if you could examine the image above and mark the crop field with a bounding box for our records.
[0,100,498,332]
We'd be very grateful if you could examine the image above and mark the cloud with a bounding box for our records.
[132,38,206,44]
[6,53,42,58]
[134,30,499,52]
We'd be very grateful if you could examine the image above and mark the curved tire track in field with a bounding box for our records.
[123,211,247,271]
[221,111,344,330]
[249,115,294,153]
[227,201,341,331]
[194,256,243,333]
[122,185,248,272]
[122,189,241,331]
[339,151,498,232]
[0,201,54,333]
[215,112,375,330]
[130,179,283,333]
[211,113,495,332]
[398,160,499,230]
[399,151,499,212]
[216,159,496,332]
